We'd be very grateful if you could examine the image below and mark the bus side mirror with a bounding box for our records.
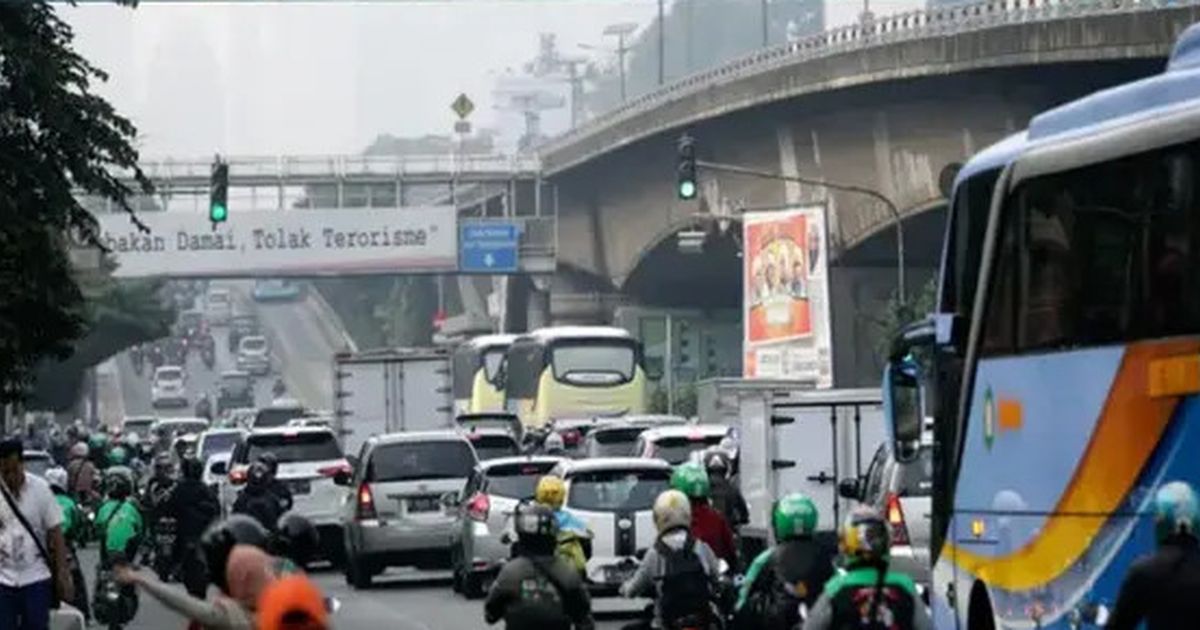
[883,358,924,462]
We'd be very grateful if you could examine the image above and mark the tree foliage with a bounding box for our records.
[0,2,152,402]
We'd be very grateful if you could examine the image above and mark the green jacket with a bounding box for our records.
[96,499,144,560]
[54,493,82,542]
[804,565,933,630]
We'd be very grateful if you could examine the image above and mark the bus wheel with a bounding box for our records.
[968,582,996,630]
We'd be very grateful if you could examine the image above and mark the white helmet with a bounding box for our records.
[45,467,68,492]
[544,432,565,453]
[69,442,89,459]
[653,489,692,533]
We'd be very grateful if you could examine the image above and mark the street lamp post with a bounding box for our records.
[696,159,907,303]
[658,0,665,85]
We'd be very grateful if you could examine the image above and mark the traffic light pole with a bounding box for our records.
[696,159,906,304]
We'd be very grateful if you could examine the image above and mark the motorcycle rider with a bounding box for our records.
[49,427,69,466]
[542,432,566,457]
[804,507,933,630]
[258,453,294,515]
[47,467,91,620]
[233,461,285,532]
[200,515,272,594]
[734,494,834,630]
[195,393,214,422]
[1106,480,1200,629]
[95,467,145,566]
[704,449,748,527]
[485,501,595,630]
[621,489,722,630]
[88,432,110,470]
[534,475,592,574]
[671,462,739,571]
[163,456,222,598]
[143,453,176,507]
[66,441,100,507]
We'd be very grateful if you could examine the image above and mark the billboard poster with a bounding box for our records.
[92,206,457,278]
[743,206,833,387]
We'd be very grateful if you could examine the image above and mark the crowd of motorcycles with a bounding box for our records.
[128,323,216,376]
[35,423,323,630]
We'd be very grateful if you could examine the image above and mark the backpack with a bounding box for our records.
[657,534,713,625]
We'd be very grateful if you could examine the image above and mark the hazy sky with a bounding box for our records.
[66,0,922,157]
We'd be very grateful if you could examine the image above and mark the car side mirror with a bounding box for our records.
[837,478,862,500]
[210,461,228,476]
[883,358,924,463]
[345,455,359,470]
[332,470,352,487]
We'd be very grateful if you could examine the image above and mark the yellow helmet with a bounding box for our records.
[535,475,566,509]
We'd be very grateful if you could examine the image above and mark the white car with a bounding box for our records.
[196,428,245,464]
[120,415,158,441]
[548,458,673,595]
[634,424,733,465]
[206,288,233,326]
[236,335,271,375]
[151,366,188,408]
[204,452,233,515]
[227,427,350,564]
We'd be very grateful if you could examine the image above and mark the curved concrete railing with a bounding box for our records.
[120,153,542,182]
[544,0,1200,156]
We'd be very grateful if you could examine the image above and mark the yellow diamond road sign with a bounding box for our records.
[451,93,475,120]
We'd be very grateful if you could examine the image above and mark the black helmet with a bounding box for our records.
[180,456,204,481]
[200,515,269,593]
[272,513,320,569]
[153,452,174,477]
[513,501,558,553]
[258,452,279,475]
[247,460,271,486]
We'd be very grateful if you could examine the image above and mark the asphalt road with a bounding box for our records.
[109,282,642,629]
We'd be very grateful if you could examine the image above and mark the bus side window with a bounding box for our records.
[980,202,1019,356]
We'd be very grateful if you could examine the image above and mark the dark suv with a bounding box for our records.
[216,370,254,414]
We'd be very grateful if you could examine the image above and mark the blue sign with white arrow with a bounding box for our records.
[459,223,520,273]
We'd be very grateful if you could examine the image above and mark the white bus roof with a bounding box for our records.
[462,334,519,349]
[519,326,635,342]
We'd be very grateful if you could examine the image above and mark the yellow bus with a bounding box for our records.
[451,334,517,414]
[503,326,648,429]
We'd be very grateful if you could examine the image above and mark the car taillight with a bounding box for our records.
[467,492,490,522]
[886,493,910,546]
[318,461,352,477]
[228,466,248,485]
[356,482,377,521]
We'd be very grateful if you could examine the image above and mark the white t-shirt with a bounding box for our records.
[0,473,63,587]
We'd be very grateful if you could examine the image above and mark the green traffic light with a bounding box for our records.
[210,204,227,223]
[678,180,697,200]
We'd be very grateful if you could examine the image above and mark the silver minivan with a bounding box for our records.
[339,431,478,589]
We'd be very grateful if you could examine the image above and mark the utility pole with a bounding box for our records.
[761,0,769,47]
[657,0,665,85]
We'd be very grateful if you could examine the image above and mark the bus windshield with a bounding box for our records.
[551,342,636,385]
[483,348,506,384]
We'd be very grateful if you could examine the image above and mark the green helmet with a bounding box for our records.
[670,462,710,500]
[107,445,129,467]
[88,432,108,449]
[773,493,818,541]
[1154,480,1200,545]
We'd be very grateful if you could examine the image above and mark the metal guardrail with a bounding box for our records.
[121,153,542,182]
[545,0,1200,153]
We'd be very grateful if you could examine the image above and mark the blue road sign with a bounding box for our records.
[460,223,520,273]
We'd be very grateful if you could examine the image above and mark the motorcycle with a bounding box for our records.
[151,516,178,581]
[93,565,138,630]
[200,344,215,370]
[130,346,144,377]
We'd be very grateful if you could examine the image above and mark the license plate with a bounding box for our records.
[288,479,311,494]
[407,496,439,513]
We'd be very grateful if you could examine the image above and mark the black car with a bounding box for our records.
[216,370,254,414]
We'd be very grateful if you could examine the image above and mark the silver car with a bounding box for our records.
[449,455,563,598]
[339,431,478,589]
[839,442,932,585]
